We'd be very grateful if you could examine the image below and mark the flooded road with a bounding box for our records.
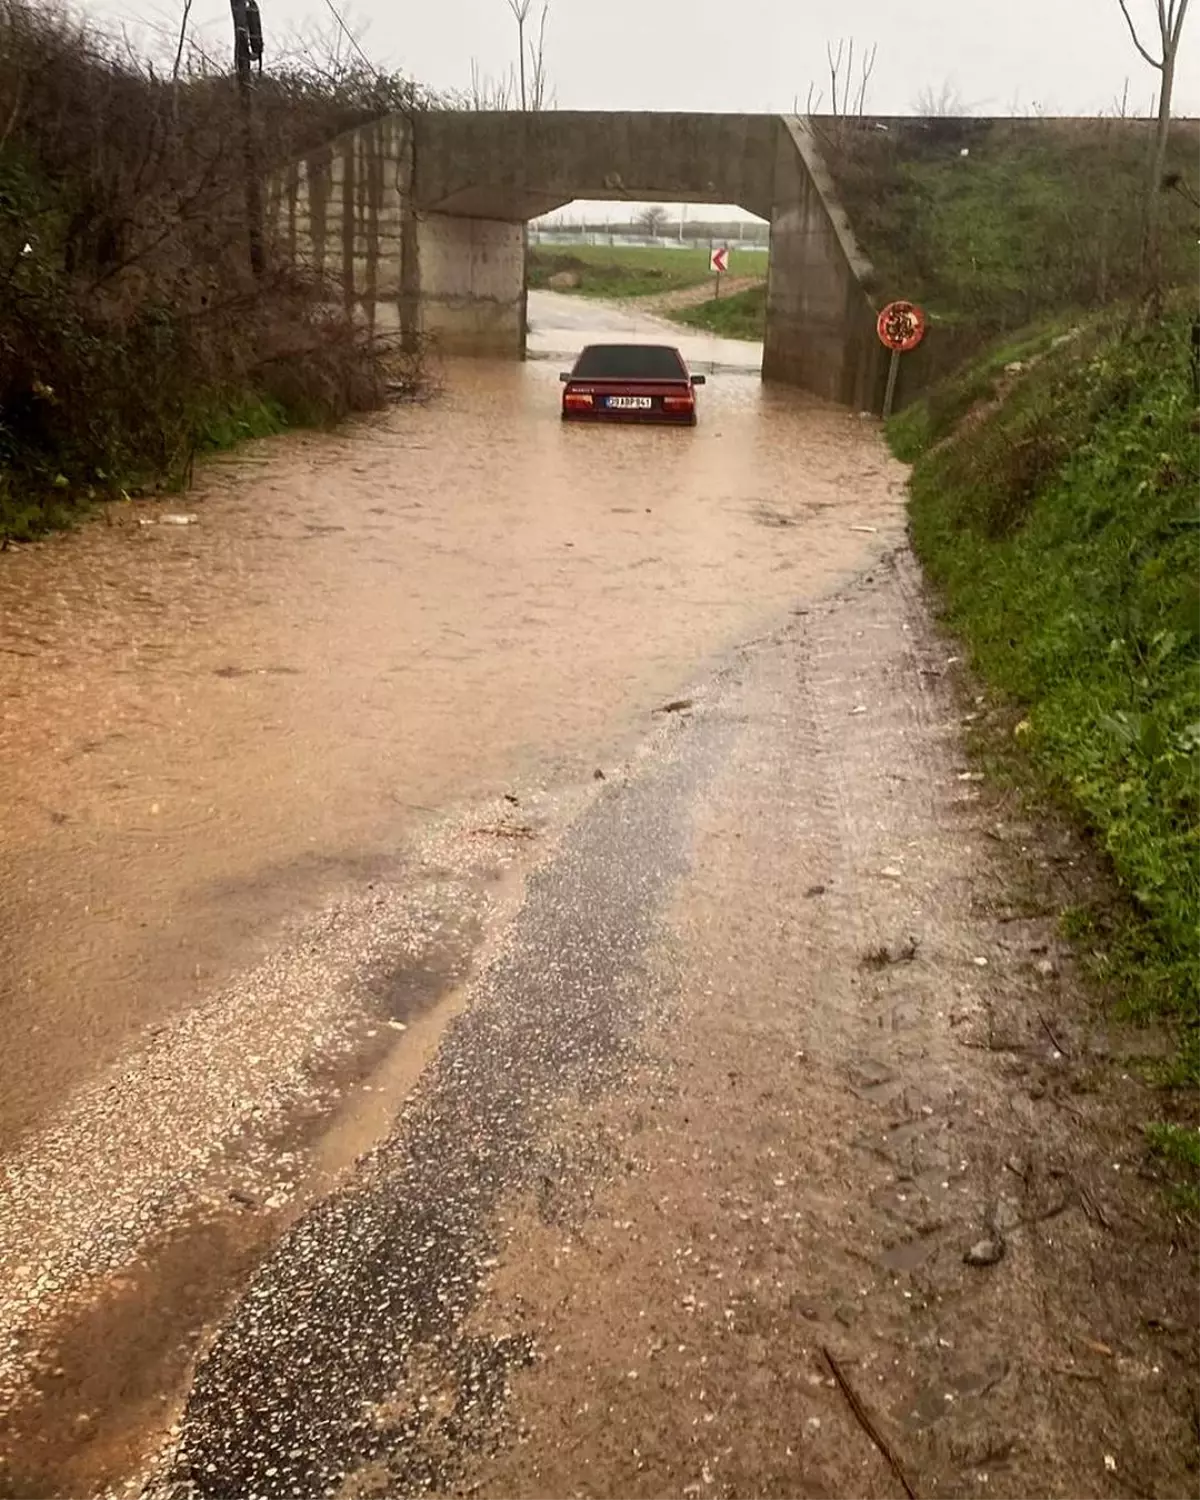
[0,304,893,1149]
[526,288,762,372]
[0,295,906,1493]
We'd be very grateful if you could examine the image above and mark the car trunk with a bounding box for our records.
[562,379,695,419]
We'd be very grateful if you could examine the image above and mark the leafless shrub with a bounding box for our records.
[0,0,420,533]
[799,37,876,115]
[499,0,552,111]
[912,81,971,119]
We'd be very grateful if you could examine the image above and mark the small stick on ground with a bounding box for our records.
[822,1345,918,1499]
[1038,1011,1071,1058]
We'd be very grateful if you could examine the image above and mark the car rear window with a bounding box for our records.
[572,345,687,380]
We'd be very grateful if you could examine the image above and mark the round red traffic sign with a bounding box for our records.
[877,300,927,353]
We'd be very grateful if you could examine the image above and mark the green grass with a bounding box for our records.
[528,243,763,299]
[0,390,292,543]
[668,284,767,342]
[194,393,290,455]
[887,315,1086,462]
[831,118,1198,333]
[1145,1122,1200,1216]
[892,304,1200,1089]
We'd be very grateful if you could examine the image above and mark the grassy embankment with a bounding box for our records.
[828,116,1197,344]
[670,284,767,341]
[891,304,1200,1203]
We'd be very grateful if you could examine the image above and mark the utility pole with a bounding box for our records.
[230,0,265,275]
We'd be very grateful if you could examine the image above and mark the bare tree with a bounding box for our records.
[826,37,877,117]
[798,37,876,125]
[635,204,668,238]
[1114,0,1192,283]
[505,0,531,109]
[526,3,550,109]
[502,0,550,110]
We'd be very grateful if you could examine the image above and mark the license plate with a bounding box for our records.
[606,396,652,409]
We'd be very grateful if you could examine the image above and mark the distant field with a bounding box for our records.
[528,243,764,299]
[668,284,767,342]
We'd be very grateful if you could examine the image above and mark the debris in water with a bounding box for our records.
[654,698,694,715]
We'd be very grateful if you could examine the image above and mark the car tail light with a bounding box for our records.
[663,393,694,412]
[564,390,594,410]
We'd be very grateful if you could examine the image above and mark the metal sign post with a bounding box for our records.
[876,300,927,419]
[709,244,729,300]
[883,347,902,419]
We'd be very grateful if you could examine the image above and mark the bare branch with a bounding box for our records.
[1116,0,1163,67]
[855,41,877,115]
[826,38,844,116]
[171,0,192,85]
[322,0,380,80]
[527,2,550,110]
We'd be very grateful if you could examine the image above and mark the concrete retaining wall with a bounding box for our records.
[268,117,409,327]
[763,118,882,409]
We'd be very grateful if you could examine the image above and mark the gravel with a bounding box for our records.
[156,707,728,1498]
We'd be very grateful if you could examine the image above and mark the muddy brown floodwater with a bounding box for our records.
[0,330,908,1493]
[0,358,901,1149]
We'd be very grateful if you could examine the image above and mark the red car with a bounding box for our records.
[560,343,706,426]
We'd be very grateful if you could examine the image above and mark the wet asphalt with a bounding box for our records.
[168,706,735,1498]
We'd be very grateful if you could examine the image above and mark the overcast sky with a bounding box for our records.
[82,0,1200,119]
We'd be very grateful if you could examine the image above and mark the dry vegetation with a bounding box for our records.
[0,0,430,539]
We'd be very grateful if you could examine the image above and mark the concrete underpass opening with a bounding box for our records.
[526,199,770,369]
[270,112,887,410]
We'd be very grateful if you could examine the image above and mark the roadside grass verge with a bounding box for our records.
[667,283,767,342]
[1145,1122,1200,1216]
[1,392,284,542]
[891,303,1200,1098]
[528,243,762,299]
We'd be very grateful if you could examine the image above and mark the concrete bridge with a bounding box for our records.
[268,112,886,410]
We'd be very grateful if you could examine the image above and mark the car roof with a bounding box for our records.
[571,343,690,378]
[579,342,682,352]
